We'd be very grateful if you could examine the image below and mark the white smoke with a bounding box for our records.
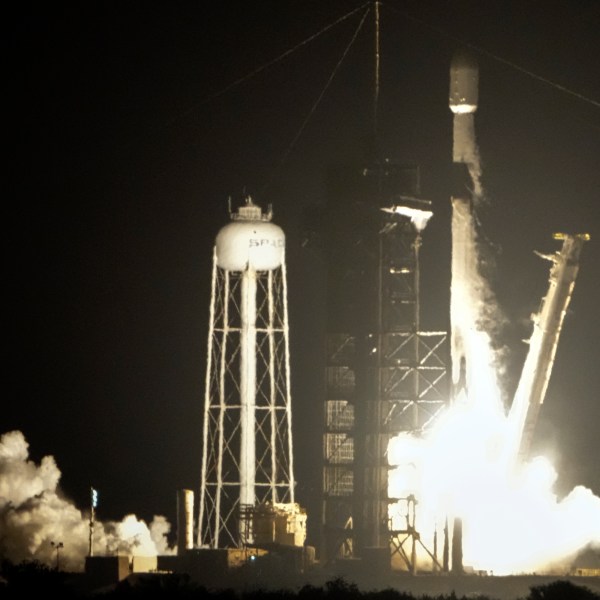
[0,430,176,572]
[387,121,600,573]
[388,409,600,574]
[387,98,600,574]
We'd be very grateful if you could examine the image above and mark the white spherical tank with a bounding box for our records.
[216,219,285,271]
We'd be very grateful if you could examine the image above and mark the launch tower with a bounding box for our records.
[321,162,449,566]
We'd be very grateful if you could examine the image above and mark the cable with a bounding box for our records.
[374,0,381,136]
[113,3,370,165]
[260,5,372,195]
[168,2,371,126]
[384,2,600,109]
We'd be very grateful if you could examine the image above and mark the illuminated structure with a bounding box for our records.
[508,232,590,465]
[177,489,195,555]
[321,162,448,565]
[198,198,295,549]
[446,49,592,574]
[447,49,482,574]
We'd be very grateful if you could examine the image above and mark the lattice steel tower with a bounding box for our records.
[198,197,295,548]
[321,161,448,564]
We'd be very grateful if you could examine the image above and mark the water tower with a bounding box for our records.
[198,197,296,549]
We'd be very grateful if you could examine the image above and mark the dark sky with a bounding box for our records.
[7,0,600,547]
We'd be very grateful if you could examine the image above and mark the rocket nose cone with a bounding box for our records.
[449,49,479,113]
[451,48,478,72]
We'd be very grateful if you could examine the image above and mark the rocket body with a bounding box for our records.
[449,50,482,197]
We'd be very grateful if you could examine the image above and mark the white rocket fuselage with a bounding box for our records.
[449,50,482,197]
[449,50,479,115]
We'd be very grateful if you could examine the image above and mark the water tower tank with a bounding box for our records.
[216,200,284,271]
[198,196,296,550]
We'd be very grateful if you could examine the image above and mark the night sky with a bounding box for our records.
[8,1,600,548]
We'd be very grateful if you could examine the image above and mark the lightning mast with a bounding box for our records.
[321,5,449,569]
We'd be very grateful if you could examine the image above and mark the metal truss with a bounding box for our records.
[320,162,450,565]
[198,251,295,548]
[389,495,443,574]
[382,331,449,434]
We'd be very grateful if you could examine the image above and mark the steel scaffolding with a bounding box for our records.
[321,161,448,565]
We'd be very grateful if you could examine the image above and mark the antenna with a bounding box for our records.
[373,0,381,136]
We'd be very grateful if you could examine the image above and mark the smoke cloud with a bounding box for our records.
[386,99,600,574]
[387,196,600,574]
[0,430,175,572]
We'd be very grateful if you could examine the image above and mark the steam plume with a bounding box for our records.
[0,430,175,572]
